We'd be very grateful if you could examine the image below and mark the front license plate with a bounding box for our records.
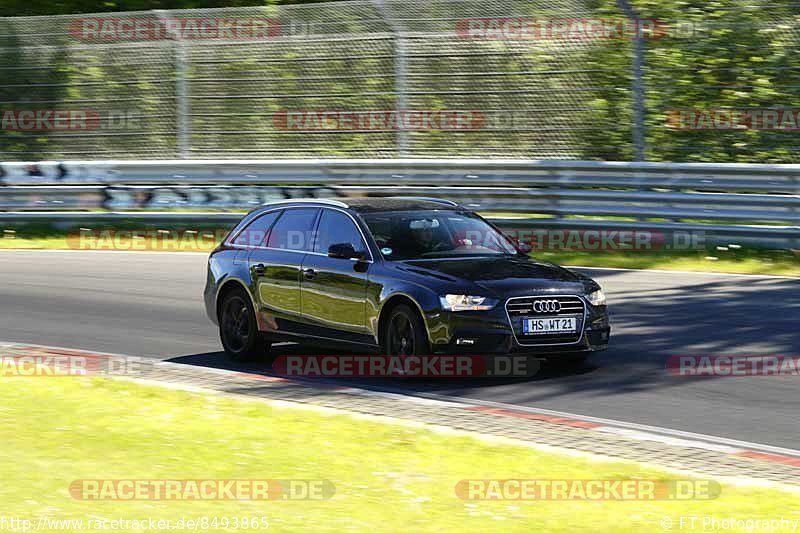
[522,317,577,335]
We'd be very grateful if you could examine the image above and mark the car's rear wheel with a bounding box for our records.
[219,287,270,361]
[382,303,429,356]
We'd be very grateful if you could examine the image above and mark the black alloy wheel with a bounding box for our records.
[219,288,269,361]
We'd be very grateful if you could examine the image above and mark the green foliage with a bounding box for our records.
[0,0,798,161]
[630,0,800,162]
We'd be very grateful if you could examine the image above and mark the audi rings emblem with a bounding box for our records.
[532,299,561,313]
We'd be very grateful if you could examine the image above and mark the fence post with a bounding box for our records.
[175,39,191,159]
[616,0,647,161]
[156,10,191,159]
[175,39,192,159]
[371,0,409,157]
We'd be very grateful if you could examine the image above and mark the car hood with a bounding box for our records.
[400,256,593,297]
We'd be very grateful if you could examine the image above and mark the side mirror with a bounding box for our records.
[504,235,532,254]
[328,242,364,260]
[515,240,533,254]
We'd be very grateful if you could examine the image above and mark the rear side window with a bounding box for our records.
[231,210,281,248]
[314,209,367,255]
[266,208,320,252]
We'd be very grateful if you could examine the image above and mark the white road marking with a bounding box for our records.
[595,426,743,454]
[384,390,800,458]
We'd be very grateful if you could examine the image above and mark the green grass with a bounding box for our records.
[536,249,800,276]
[0,378,798,532]
[0,223,798,276]
[0,223,229,253]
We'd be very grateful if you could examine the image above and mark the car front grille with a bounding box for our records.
[506,295,586,346]
[506,295,586,316]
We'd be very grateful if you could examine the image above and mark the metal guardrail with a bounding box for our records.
[4,159,800,188]
[1,159,798,247]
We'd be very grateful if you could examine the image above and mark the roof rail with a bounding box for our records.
[262,198,349,208]
[391,196,460,207]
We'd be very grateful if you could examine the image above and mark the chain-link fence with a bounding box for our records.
[0,0,798,161]
[637,2,800,164]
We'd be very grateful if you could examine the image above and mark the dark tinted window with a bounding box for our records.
[232,210,281,247]
[362,210,517,261]
[314,209,367,255]
[266,208,319,251]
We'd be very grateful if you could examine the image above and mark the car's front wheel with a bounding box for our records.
[219,287,270,361]
[382,303,429,356]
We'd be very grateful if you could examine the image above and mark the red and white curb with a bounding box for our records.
[5,341,800,472]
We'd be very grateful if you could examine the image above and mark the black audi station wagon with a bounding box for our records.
[204,198,610,365]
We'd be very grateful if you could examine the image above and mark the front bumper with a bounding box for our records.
[426,298,610,356]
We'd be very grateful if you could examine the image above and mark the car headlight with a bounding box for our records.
[439,294,498,311]
[587,289,606,306]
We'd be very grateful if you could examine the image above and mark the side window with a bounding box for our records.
[314,209,367,255]
[231,210,281,248]
[266,208,319,252]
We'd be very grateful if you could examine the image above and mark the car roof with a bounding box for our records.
[258,197,460,214]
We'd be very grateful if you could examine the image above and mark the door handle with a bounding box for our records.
[302,268,316,280]
[253,263,266,276]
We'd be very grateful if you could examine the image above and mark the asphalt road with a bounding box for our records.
[1,250,799,448]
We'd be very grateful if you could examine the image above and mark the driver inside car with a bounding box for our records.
[409,218,450,253]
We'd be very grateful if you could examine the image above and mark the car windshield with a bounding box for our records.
[361,210,519,261]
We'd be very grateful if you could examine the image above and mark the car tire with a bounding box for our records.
[218,287,270,361]
[381,303,430,357]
